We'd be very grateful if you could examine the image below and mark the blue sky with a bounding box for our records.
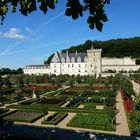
[0,0,140,69]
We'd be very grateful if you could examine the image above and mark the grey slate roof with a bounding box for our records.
[25,64,49,68]
[59,52,87,62]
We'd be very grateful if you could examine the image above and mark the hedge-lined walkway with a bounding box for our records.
[57,113,76,127]
[33,111,55,125]
[116,91,130,136]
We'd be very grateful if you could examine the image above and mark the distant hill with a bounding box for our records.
[44,37,140,64]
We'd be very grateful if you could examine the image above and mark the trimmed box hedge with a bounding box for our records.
[0,108,9,115]
[7,104,109,114]
[42,112,68,125]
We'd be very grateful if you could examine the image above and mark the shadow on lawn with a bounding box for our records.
[0,124,137,140]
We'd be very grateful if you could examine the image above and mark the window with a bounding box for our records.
[61,57,65,63]
[91,64,92,67]
[68,64,70,67]
[54,64,56,67]
[77,57,81,62]
[85,64,87,67]
[72,64,74,67]
[54,69,56,72]
[78,64,81,67]
[66,57,70,63]
[85,70,87,72]
[84,57,88,62]
[78,69,81,72]
[71,57,75,62]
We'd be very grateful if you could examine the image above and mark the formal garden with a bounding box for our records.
[0,84,117,132]
[1,73,138,134]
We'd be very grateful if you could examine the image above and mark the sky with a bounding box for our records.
[0,0,140,69]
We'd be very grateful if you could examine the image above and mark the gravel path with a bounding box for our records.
[77,104,84,109]
[57,113,76,127]
[131,80,140,95]
[116,91,130,136]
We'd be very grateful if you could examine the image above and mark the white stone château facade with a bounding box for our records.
[23,47,140,77]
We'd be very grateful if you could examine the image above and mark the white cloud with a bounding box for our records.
[25,27,32,33]
[1,28,25,39]
[31,57,43,61]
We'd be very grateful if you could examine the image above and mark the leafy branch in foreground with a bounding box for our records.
[0,0,110,31]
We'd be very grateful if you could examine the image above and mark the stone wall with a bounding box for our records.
[102,57,136,65]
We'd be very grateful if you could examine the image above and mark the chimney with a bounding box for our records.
[66,50,69,58]
[91,44,94,50]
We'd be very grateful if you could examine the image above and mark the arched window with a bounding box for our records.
[77,57,81,62]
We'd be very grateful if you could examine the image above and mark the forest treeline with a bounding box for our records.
[45,37,140,64]
[0,68,23,75]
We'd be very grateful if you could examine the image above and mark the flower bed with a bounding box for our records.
[28,85,60,89]
[4,111,45,123]
[38,98,64,105]
[67,113,115,131]
[20,98,39,105]
[123,100,133,113]
[60,91,78,96]
[42,112,68,125]
[121,90,133,113]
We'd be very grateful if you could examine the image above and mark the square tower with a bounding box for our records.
[87,47,102,77]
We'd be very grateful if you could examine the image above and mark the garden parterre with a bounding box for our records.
[4,86,116,132]
[67,113,115,131]
[4,110,46,123]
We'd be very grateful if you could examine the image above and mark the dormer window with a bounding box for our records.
[52,56,57,63]
[71,57,75,62]
[61,57,65,63]
[84,57,88,62]
[77,57,81,62]
[66,57,70,63]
